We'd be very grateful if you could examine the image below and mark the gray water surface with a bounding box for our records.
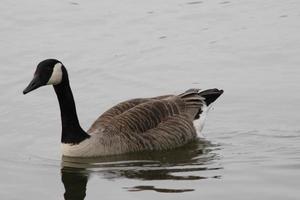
[1,0,300,199]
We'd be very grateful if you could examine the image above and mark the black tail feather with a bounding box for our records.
[199,88,224,106]
[179,88,223,120]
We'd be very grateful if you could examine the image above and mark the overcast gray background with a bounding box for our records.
[0,0,299,199]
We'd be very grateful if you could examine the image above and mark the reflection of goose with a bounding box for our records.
[125,185,194,193]
[61,167,88,200]
[61,139,221,197]
[24,59,223,157]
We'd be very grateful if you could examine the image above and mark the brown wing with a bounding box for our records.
[99,97,197,152]
[88,89,204,134]
[88,98,149,133]
[88,89,205,152]
[137,114,197,151]
[88,95,174,133]
[104,114,197,153]
[103,97,185,132]
[86,89,221,153]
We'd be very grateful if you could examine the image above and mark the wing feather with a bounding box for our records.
[88,98,150,132]
[101,114,197,152]
[88,95,180,133]
[88,89,203,152]
[101,98,185,133]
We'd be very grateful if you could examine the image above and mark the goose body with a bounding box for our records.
[23,59,223,157]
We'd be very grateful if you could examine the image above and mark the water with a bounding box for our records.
[1,0,300,199]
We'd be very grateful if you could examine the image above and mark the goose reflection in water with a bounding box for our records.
[61,139,222,199]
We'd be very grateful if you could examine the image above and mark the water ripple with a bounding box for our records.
[61,139,222,194]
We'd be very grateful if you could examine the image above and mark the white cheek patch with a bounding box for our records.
[47,63,63,85]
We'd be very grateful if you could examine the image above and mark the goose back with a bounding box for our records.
[87,89,206,153]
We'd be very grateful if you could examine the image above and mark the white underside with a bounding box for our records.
[62,129,129,157]
[62,131,107,157]
[193,104,211,138]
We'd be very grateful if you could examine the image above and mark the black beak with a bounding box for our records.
[23,75,43,95]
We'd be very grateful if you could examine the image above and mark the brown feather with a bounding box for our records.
[87,89,206,152]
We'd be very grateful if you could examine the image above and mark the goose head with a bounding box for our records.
[23,59,66,94]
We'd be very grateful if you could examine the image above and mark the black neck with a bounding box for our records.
[53,74,90,144]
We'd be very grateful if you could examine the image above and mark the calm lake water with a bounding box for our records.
[1,0,300,199]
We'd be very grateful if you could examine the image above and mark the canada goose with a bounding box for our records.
[23,59,223,157]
